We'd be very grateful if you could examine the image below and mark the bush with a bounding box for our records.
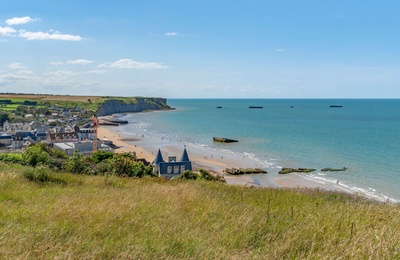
[179,170,199,180]
[92,150,114,163]
[22,166,50,183]
[23,144,49,167]
[109,154,153,177]
[179,169,225,182]
[199,169,225,182]
[94,161,112,175]
[0,153,25,164]
[46,157,67,171]
[63,151,89,174]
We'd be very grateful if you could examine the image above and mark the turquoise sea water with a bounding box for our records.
[121,99,400,202]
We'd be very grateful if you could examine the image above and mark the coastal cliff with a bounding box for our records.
[95,97,171,116]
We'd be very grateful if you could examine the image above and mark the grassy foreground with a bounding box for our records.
[1,165,399,259]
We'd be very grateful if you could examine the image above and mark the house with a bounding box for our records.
[78,127,96,140]
[28,121,44,132]
[46,125,80,143]
[24,131,47,144]
[11,132,24,149]
[153,148,192,177]
[0,133,12,147]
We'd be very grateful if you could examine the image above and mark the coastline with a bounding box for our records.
[98,123,348,192]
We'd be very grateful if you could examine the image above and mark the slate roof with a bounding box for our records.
[180,148,190,162]
[153,149,165,164]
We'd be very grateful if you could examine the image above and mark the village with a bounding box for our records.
[0,96,200,179]
[0,103,115,156]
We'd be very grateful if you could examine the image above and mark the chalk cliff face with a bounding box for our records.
[95,98,171,116]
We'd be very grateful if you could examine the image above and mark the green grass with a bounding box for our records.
[0,95,168,116]
[0,104,20,111]
[0,164,399,259]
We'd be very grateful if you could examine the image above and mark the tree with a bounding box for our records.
[92,150,114,163]
[63,150,87,174]
[0,113,9,127]
[23,144,50,167]
[108,153,153,177]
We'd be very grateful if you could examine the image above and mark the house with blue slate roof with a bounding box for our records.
[153,148,192,177]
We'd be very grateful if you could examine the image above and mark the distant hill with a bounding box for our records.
[0,93,171,116]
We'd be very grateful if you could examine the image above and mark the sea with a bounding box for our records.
[119,99,400,203]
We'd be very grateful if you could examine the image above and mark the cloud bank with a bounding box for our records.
[1,16,82,41]
[67,59,94,65]
[6,16,36,26]
[18,30,82,41]
[0,26,16,36]
[99,59,168,69]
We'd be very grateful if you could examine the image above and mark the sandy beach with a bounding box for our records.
[98,124,349,192]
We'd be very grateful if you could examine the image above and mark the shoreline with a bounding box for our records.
[97,124,348,192]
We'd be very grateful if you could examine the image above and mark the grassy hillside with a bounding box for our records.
[0,94,126,112]
[0,94,169,119]
[1,164,399,259]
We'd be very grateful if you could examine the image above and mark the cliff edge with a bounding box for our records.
[95,97,171,116]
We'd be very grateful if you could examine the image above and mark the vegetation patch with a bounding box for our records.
[0,170,399,259]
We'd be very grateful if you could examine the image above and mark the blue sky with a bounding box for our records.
[1,1,400,98]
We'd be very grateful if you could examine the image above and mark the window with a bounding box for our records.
[173,165,179,174]
[180,165,185,172]
[167,166,172,174]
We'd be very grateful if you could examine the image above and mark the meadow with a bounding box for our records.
[1,163,399,259]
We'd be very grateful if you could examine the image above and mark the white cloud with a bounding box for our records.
[18,30,82,41]
[0,26,16,36]
[84,70,107,74]
[17,70,33,75]
[99,59,168,69]
[165,32,178,36]
[67,59,94,65]
[50,61,64,65]
[275,49,284,52]
[43,70,77,77]
[5,16,36,26]
[0,73,36,82]
[8,63,27,69]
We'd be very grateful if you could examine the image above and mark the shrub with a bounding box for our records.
[22,166,50,183]
[46,157,67,171]
[0,153,25,164]
[94,161,112,175]
[23,144,49,167]
[199,169,225,182]
[92,150,114,163]
[63,151,88,174]
[179,169,225,182]
[179,170,199,180]
[109,154,153,177]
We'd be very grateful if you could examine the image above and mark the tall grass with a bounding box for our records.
[0,168,399,259]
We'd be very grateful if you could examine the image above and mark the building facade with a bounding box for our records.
[153,148,192,177]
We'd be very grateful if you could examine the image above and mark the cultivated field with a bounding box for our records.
[0,94,101,102]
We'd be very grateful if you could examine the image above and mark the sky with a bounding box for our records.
[1,1,400,98]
